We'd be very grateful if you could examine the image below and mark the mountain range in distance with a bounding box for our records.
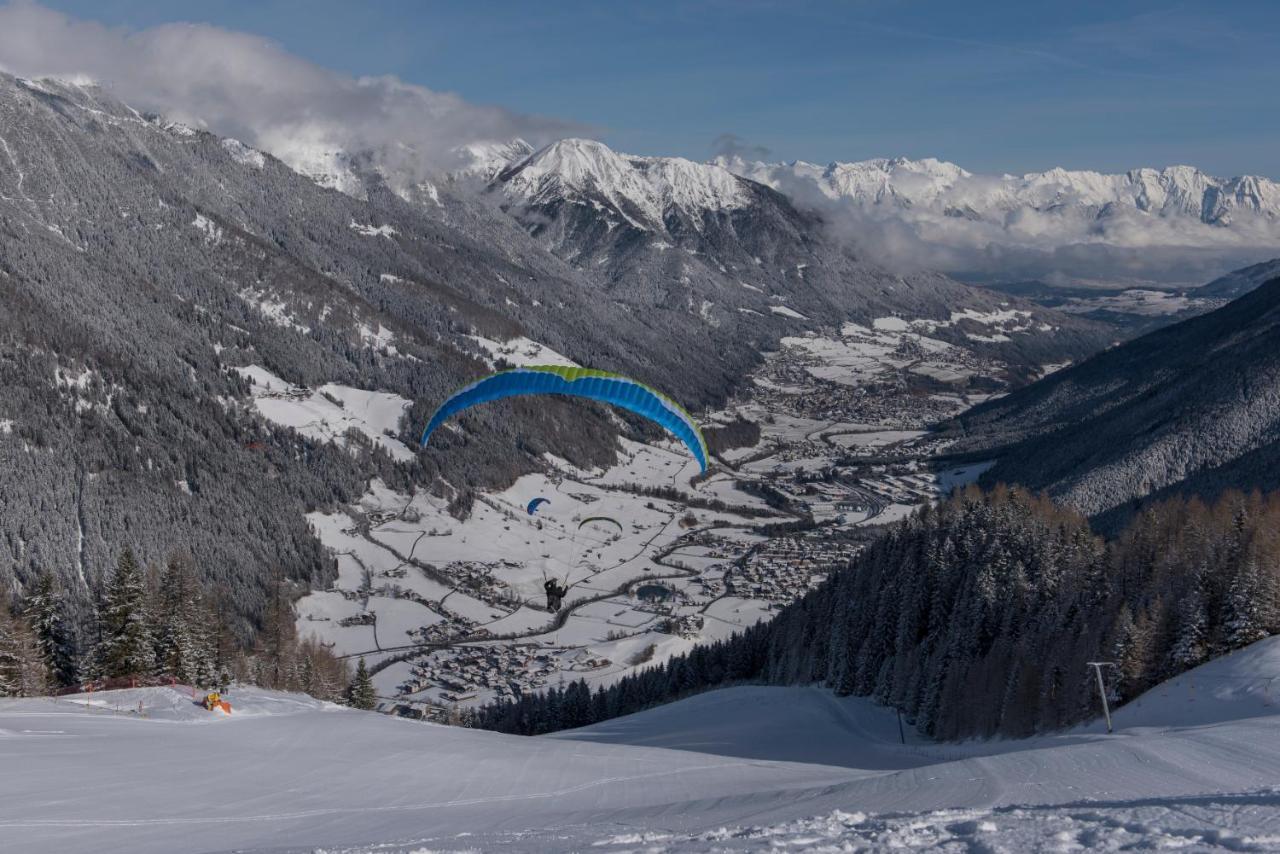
[260,127,1280,292]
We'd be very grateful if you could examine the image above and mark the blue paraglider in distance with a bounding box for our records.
[527,497,550,516]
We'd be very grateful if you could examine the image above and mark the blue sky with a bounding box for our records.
[33,0,1280,176]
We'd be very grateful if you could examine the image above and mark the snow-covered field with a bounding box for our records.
[232,365,415,461]
[294,440,775,706]
[4,638,1280,853]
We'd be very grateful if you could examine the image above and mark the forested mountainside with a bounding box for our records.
[478,486,1280,740]
[1197,257,1280,299]
[945,276,1280,522]
[0,73,1107,634]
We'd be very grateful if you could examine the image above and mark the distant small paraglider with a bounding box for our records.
[578,516,624,536]
[527,496,550,516]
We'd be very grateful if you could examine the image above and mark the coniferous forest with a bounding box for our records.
[0,549,352,703]
[476,485,1280,740]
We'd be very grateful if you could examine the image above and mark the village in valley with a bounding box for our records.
[288,313,1017,723]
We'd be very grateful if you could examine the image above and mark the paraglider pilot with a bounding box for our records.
[544,578,567,611]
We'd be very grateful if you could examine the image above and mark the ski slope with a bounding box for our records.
[3,638,1280,852]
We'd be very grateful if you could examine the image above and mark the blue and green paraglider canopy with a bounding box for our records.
[420,365,709,472]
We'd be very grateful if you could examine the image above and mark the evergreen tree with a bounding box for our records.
[152,554,215,686]
[93,547,157,680]
[1168,590,1209,672]
[0,604,48,697]
[1222,560,1270,649]
[21,569,78,688]
[347,657,377,710]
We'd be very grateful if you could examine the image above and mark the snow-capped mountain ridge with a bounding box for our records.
[720,154,1280,227]
[499,138,750,229]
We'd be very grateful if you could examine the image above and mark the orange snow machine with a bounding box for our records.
[203,692,232,714]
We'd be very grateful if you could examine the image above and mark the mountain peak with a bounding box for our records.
[499,138,749,228]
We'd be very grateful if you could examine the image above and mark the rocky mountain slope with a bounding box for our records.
[948,275,1280,523]
[0,73,1103,629]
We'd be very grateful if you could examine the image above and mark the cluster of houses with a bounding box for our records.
[405,610,484,644]
[440,560,523,610]
[726,536,862,604]
[401,644,564,703]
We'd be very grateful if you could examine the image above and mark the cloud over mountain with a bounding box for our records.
[0,1,585,182]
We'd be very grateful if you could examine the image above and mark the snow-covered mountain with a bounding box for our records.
[242,121,1280,288]
[716,154,1280,286]
[499,138,751,230]
[482,138,1105,373]
[721,155,1280,227]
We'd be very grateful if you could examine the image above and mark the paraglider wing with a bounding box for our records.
[578,516,624,535]
[419,366,709,472]
[526,497,550,516]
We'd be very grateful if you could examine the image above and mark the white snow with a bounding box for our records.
[465,334,577,368]
[237,288,309,333]
[220,137,266,169]
[191,212,223,243]
[268,134,365,198]
[502,139,748,231]
[872,315,909,331]
[721,153,1280,259]
[449,138,534,180]
[767,305,806,320]
[1061,287,1198,317]
[5,638,1280,852]
[349,220,398,238]
[231,365,414,462]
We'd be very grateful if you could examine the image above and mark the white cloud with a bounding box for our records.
[0,2,584,182]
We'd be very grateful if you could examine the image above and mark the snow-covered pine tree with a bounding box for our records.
[1222,560,1270,649]
[93,547,157,681]
[0,604,48,697]
[21,569,78,688]
[152,554,215,687]
[1168,589,1209,673]
[347,657,377,710]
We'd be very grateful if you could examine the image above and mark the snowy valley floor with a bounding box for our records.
[3,638,1280,853]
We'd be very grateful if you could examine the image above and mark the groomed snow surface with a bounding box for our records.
[4,638,1280,852]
